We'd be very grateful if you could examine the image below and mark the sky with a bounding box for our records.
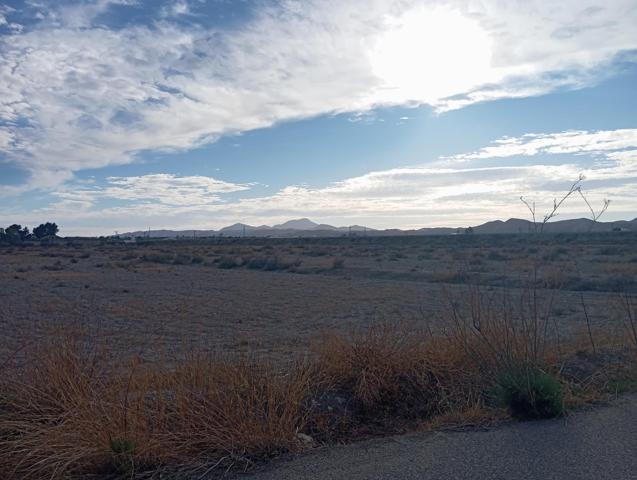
[0,0,636,236]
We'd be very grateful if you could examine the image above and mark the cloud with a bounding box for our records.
[14,127,633,235]
[450,129,637,161]
[53,0,139,28]
[52,173,253,209]
[0,128,12,149]
[164,1,190,17]
[1,0,637,187]
[101,174,252,205]
[223,164,587,222]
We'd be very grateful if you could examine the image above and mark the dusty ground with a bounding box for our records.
[1,233,636,361]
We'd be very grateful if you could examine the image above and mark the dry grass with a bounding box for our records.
[1,302,635,479]
[311,324,482,423]
[0,333,316,479]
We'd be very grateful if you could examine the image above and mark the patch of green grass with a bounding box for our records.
[494,364,564,419]
[109,437,135,473]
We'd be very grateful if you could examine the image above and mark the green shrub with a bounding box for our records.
[494,364,564,419]
[109,437,135,473]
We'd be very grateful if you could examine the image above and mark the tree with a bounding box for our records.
[5,224,30,243]
[6,224,20,236]
[33,222,59,239]
[8,224,30,240]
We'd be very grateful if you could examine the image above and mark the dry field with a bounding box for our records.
[1,232,636,479]
[1,233,636,360]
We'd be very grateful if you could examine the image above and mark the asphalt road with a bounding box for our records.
[235,395,637,480]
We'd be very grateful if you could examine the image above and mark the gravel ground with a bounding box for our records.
[234,395,637,480]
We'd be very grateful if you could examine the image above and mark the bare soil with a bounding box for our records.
[1,233,635,361]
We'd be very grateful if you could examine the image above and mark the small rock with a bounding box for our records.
[296,433,314,444]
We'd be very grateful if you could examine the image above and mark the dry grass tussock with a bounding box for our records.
[1,299,636,479]
[0,333,317,479]
[309,324,483,434]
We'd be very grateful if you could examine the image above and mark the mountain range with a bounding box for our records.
[121,217,637,239]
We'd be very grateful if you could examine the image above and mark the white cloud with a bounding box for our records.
[0,4,12,27]
[222,164,586,222]
[55,0,138,28]
[0,128,12,149]
[1,0,637,187]
[450,129,637,161]
[52,173,252,208]
[102,174,252,205]
[159,0,191,18]
[17,127,633,235]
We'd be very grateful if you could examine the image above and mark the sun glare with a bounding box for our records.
[369,7,495,104]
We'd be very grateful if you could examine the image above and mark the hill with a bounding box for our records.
[120,217,637,239]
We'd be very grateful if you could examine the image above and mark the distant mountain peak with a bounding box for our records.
[273,218,320,230]
[118,215,637,239]
[220,222,255,232]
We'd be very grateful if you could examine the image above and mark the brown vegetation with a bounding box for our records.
[1,300,635,479]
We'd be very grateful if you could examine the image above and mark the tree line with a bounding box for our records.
[0,222,59,244]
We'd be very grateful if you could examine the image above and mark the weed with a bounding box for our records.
[109,437,136,474]
[494,364,564,419]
